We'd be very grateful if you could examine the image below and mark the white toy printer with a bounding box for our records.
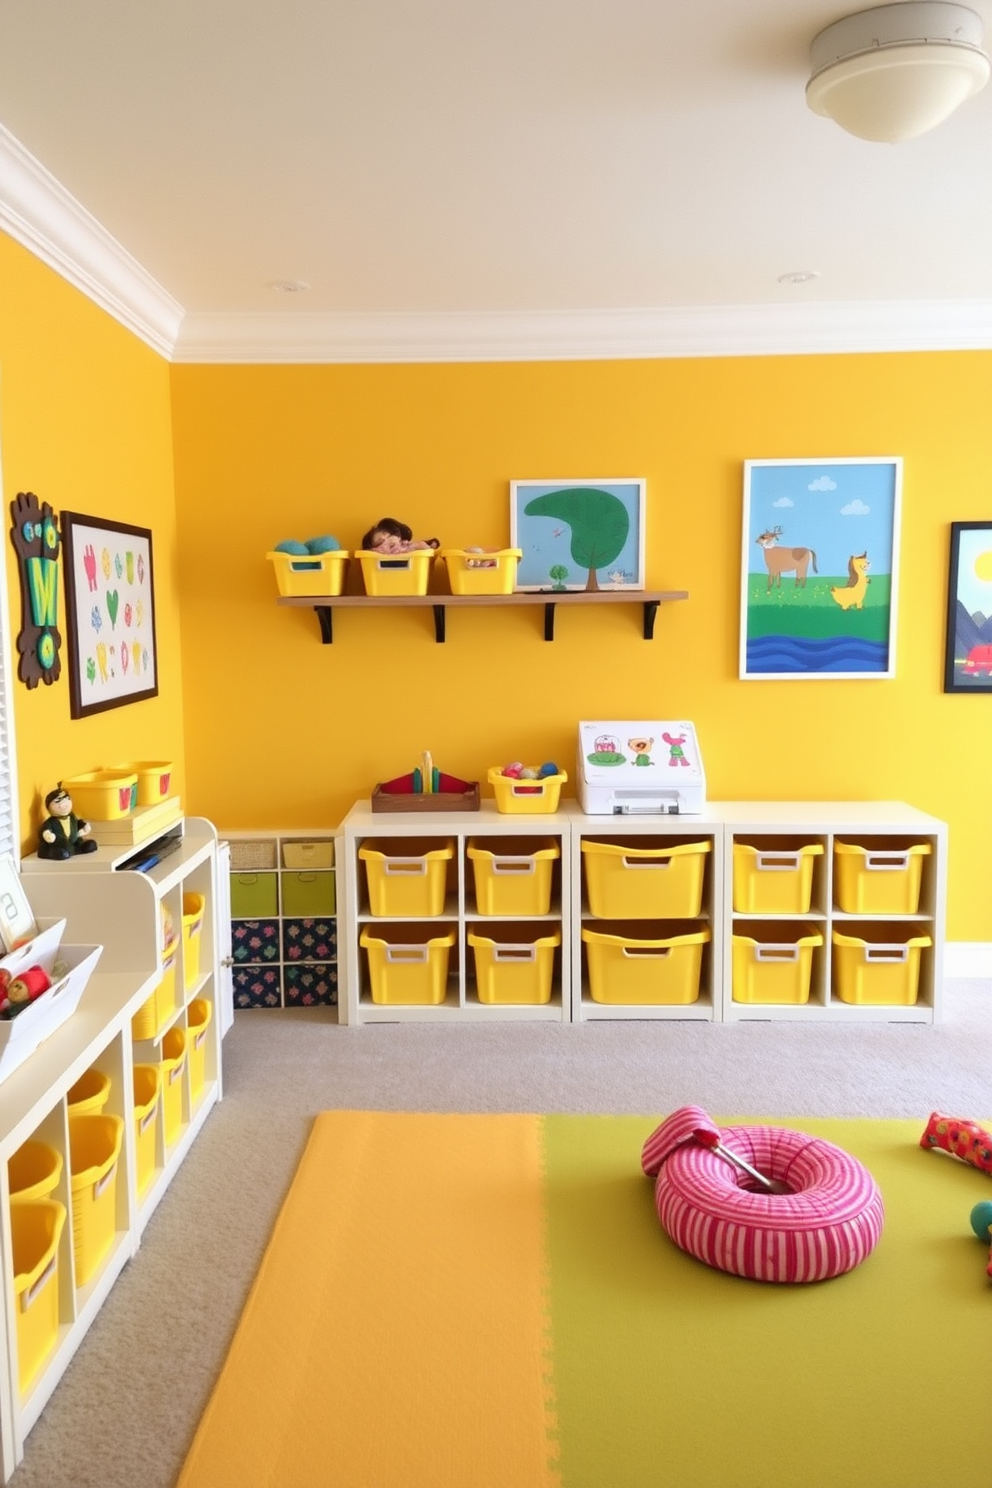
[577,721,706,815]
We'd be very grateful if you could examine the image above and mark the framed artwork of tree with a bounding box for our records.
[510,480,645,592]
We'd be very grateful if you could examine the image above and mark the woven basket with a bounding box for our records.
[229,839,277,871]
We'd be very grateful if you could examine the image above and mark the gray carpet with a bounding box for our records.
[12,981,992,1488]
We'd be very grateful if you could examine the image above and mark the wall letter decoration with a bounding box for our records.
[8,492,62,688]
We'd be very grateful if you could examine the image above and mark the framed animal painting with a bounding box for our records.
[739,458,902,680]
[61,512,158,717]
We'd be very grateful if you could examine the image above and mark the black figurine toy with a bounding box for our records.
[37,785,99,860]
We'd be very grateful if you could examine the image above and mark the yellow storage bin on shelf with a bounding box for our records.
[467,837,559,916]
[440,548,522,596]
[356,548,434,596]
[160,1027,187,1147]
[582,838,711,919]
[122,761,173,806]
[732,925,824,1005]
[132,1064,161,1199]
[832,926,932,1006]
[267,549,349,597]
[582,922,710,1005]
[66,1066,111,1117]
[9,1141,63,1204]
[732,841,824,914]
[487,767,567,815]
[360,926,456,1005]
[359,838,454,917]
[61,769,137,821]
[132,939,179,1040]
[186,998,213,1105]
[834,840,932,915]
[68,1113,124,1287]
[182,893,206,990]
[12,1198,66,1395]
[468,927,560,1005]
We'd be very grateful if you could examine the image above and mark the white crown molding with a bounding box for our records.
[0,123,183,358]
[2,123,991,364]
[172,299,992,364]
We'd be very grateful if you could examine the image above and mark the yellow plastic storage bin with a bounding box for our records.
[12,1198,66,1394]
[467,837,559,916]
[834,840,932,915]
[360,926,456,1005]
[160,1027,187,1147]
[359,838,454,917]
[582,922,710,1005]
[582,838,711,919]
[440,548,522,595]
[356,548,434,596]
[68,1113,124,1287]
[487,767,568,815]
[132,1064,161,1198]
[732,841,824,914]
[832,927,932,1006]
[8,1141,63,1204]
[121,760,173,806]
[132,939,179,1039]
[186,998,213,1105]
[66,1066,111,1117]
[468,928,560,1005]
[182,893,206,990]
[267,550,349,597]
[732,925,824,1004]
[61,769,137,820]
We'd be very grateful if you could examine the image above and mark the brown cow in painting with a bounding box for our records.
[756,527,818,590]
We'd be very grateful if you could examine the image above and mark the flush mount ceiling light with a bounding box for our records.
[806,2,990,142]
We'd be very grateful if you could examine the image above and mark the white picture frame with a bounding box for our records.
[510,479,646,592]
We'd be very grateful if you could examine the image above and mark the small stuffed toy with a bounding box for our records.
[37,785,99,861]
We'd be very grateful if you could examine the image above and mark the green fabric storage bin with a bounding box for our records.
[281,871,335,917]
[230,872,278,917]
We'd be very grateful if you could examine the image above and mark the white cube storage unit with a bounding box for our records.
[338,802,571,1023]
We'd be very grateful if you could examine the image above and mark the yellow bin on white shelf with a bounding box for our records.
[12,1199,66,1394]
[132,939,179,1040]
[732,926,824,1004]
[467,837,559,917]
[8,1141,63,1204]
[487,768,568,815]
[60,769,137,820]
[582,838,711,919]
[186,998,213,1106]
[732,841,824,914]
[182,894,206,990]
[132,1064,161,1199]
[832,926,932,1006]
[833,840,932,915]
[360,926,456,1005]
[66,1067,111,1117]
[359,838,454,917]
[68,1113,124,1287]
[160,1027,187,1147]
[468,928,560,1005]
[582,923,710,1005]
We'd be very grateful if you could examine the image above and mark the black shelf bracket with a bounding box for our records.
[643,599,660,640]
[543,603,556,641]
[314,605,333,643]
[433,605,446,643]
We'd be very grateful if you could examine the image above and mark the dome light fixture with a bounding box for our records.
[806,2,990,142]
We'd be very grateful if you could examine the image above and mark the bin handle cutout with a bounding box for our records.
[863,944,910,963]
[492,945,538,963]
[385,945,430,963]
[621,946,673,960]
[864,852,911,872]
[755,852,802,872]
[139,1102,158,1134]
[22,1253,57,1310]
[94,1160,117,1200]
[383,860,428,877]
[621,856,674,871]
[491,859,537,876]
[169,1059,186,1083]
[755,944,801,963]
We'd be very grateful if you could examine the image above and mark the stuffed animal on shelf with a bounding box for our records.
[37,785,99,861]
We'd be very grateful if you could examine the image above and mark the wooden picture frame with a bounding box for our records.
[61,512,158,718]
[943,521,992,692]
[510,479,646,592]
[740,458,902,680]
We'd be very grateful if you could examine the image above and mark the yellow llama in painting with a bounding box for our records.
[830,552,870,611]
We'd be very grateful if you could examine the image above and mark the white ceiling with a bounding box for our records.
[0,0,990,361]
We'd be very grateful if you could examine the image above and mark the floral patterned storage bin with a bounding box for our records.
[282,917,337,962]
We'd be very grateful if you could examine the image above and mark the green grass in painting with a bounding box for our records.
[746,575,890,641]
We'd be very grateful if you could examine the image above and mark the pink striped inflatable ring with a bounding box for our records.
[641,1106,884,1283]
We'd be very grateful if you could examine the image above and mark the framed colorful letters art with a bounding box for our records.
[61,512,158,718]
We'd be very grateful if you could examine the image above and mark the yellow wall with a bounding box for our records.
[171,352,992,941]
[0,234,185,846]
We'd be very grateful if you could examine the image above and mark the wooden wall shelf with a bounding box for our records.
[277,589,689,643]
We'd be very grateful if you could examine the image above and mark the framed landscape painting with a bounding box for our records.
[740,458,902,680]
[943,521,992,693]
[510,479,645,592]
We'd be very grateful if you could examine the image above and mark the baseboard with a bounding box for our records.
[944,942,992,979]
